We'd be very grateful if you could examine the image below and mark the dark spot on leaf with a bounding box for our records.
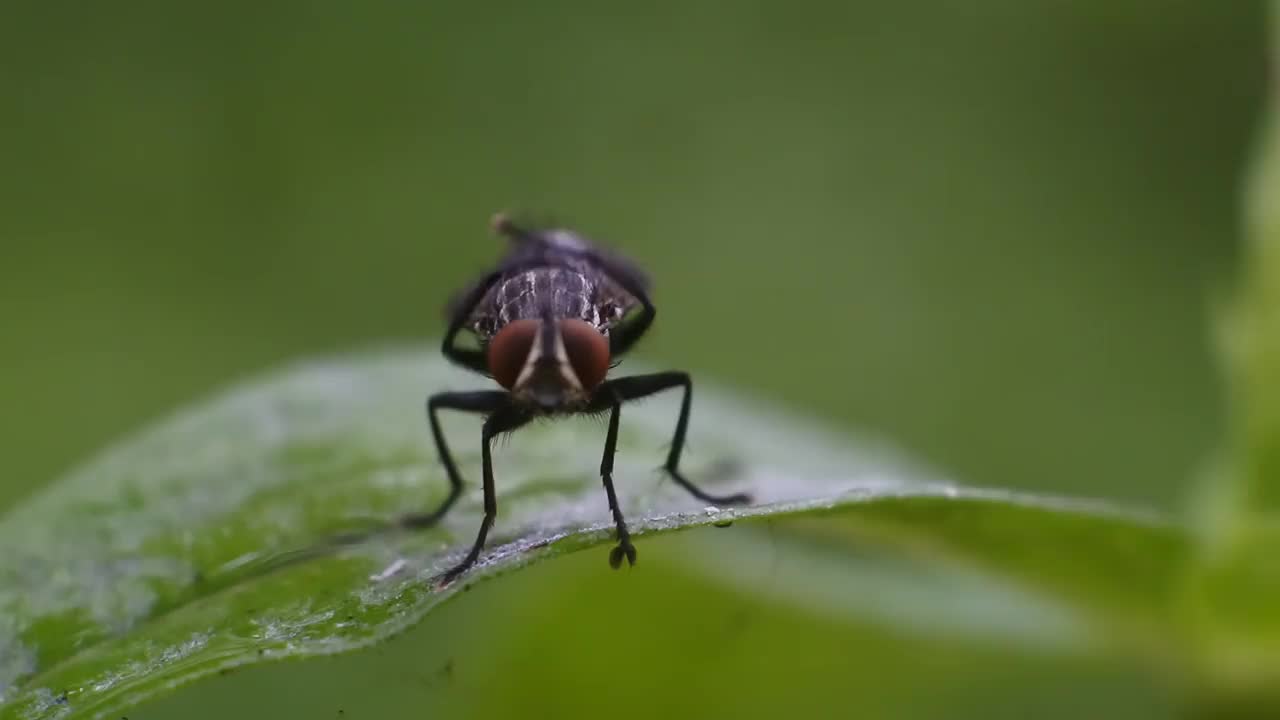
[718,608,755,644]
[414,658,457,689]
[54,692,68,705]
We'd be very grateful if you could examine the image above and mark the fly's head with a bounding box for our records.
[444,214,654,411]
[486,316,610,412]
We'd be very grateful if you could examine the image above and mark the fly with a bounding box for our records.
[406,213,752,583]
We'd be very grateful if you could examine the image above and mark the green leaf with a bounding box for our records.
[1179,8,1280,695]
[0,347,1184,720]
[1224,72,1280,520]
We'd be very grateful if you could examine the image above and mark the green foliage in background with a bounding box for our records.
[0,2,1272,719]
[1,2,1258,514]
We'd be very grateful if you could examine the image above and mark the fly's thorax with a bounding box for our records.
[469,266,634,339]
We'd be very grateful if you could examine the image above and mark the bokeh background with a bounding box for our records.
[0,2,1269,718]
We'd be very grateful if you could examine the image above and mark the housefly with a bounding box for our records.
[406,214,751,583]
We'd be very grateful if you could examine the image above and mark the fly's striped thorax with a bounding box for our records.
[470,265,631,341]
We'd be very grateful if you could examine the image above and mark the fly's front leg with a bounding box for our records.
[603,372,752,506]
[599,398,636,568]
[401,390,510,530]
[435,406,530,584]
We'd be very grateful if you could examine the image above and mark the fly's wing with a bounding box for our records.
[442,276,480,323]
[442,269,504,332]
[493,212,650,285]
[442,284,471,323]
[586,242,651,298]
[525,224,653,301]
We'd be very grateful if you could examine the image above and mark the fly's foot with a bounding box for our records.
[609,541,637,569]
[431,552,480,588]
[715,491,753,506]
[431,568,464,590]
[667,466,754,506]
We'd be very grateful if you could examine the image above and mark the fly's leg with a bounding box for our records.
[401,391,509,530]
[602,372,752,506]
[600,398,636,568]
[435,406,530,584]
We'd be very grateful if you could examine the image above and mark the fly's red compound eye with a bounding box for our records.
[559,319,610,390]
[487,319,539,389]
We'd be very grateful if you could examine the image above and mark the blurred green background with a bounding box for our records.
[0,1,1269,717]
[0,2,1263,512]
